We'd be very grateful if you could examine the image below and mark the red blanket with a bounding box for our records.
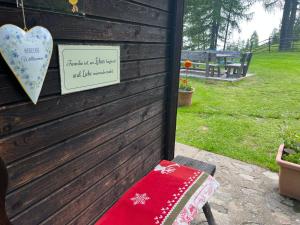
[95,160,218,225]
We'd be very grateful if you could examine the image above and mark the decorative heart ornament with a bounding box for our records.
[0,24,53,104]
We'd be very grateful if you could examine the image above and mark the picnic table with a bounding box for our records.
[216,53,239,66]
[181,51,252,78]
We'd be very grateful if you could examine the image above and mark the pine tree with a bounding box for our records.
[250,31,259,48]
[221,0,254,50]
[183,0,255,50]
[245,39,251,51]
[183,0,212,50]
[271,28,280,43]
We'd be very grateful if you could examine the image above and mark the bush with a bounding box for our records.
[283,153,300,165]
[179,78,193,91]
[281,125,300,165]
[281,126,300,153]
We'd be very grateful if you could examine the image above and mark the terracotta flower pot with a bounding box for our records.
[276,144,300,200]
[178,89,194,107]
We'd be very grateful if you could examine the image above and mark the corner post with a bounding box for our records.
[0,158,11,225]
[164,0,185,160]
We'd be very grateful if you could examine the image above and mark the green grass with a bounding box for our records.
[176,52,300,171]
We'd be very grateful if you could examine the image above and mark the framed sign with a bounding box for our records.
[58,45,120,94]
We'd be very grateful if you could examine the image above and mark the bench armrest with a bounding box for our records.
[173,155,216,176]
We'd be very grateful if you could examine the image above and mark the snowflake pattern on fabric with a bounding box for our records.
[154,163,180,174]
[130,193,150,205]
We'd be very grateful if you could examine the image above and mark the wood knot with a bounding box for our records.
[134,27,141,37]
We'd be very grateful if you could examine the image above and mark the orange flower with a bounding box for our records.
[184,60,192,69]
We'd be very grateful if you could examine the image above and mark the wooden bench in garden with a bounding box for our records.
[207,53,222,77]
[226,52,253,77]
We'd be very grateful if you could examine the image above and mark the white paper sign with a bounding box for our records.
[58,45,120,94]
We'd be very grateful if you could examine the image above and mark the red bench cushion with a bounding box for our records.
[95,160,218,225]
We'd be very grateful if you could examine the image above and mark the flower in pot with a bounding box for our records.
[178,60,194,107]
[276,127,300,200]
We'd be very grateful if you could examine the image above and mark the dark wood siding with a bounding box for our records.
[0,0,184,224]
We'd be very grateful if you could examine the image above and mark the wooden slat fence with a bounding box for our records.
[0,0,184,224]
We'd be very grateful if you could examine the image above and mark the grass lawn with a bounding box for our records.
[176,52,300,171]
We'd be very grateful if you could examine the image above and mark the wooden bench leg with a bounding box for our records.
[202,203,217,225]
[226,67,231,77]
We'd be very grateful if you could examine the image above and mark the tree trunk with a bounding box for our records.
[210,21,218,49]
[286,0,298,47]
[210,0,221,50]
[223,11,232,51]
[279,0,291,50]
[279,0,294,50]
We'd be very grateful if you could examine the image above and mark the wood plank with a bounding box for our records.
[0,69,59,106]
[7,103,164,192]
[9,126,163,224]
[71,144,162,225]
[48,43,169,69]
[0,43,169,73]
[118,43,169,61]
[0,73,167,135]
[0,6,169,43]
[164,0,184,160]
[0,0,169,25]
[0,59,168,107]
[0,86,166,164]
[127,0,170,11]
[67,141,162,225]
[121,58,168,80]
[0,0,84,14]
[0,58,168,88]
[85,0,170,27]
[0,0,182,224]
[84,150,162,225]
[47,140,163,225]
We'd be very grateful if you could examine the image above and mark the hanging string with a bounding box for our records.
[69,0,79,13]
[17,0,28,31]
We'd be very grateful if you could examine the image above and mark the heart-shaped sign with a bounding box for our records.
[0,24,53,104]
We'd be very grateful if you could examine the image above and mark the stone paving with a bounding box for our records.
[180,70,255,82]
[175,143,300,225]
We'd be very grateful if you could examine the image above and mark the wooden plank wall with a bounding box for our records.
[0,0,184,224]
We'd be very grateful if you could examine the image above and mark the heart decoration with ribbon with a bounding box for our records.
[0,0,53,104]
[0,24,53,104]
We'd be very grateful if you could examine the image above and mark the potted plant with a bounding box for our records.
[276,127,300,200]
[178,60,194,107]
